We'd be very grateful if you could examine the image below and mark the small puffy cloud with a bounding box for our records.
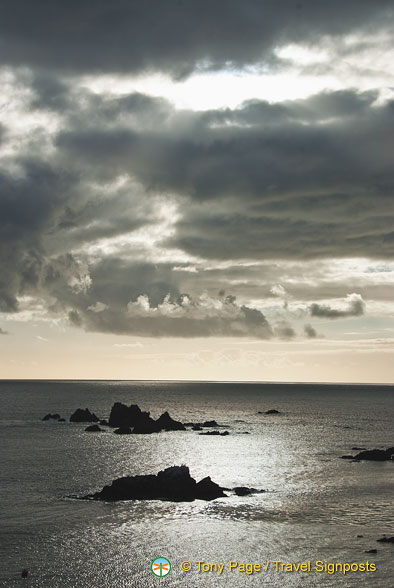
[270,284,287,298]
[304,323,317,338]
[87,301,108,313]
[0,327,8,335]
[273,320,296,339]
[310,293,365,319]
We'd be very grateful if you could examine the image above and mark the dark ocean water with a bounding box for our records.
[1,380,394,587]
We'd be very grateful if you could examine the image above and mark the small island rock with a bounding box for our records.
[70,408,99,423]
[85,424,103,432]
[42,413,61,421]
[86,465,226,502]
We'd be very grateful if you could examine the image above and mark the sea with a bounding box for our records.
[1,380,394,588]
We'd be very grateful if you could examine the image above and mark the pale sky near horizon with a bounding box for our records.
[0,1,393,382]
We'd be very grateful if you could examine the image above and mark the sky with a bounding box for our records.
[0,0,393,382]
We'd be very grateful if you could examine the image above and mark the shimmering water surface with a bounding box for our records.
[1,380,394,587]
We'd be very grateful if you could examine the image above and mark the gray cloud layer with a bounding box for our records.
[310,294,365,319]
[53,89,394,260]
[0,84,390,336]
[0,0,392,341]
[0,1,392,76]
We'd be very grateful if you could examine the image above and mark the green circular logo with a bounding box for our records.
[151,557,172,577]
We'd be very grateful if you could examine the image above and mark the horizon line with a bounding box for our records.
[0,378,393,387]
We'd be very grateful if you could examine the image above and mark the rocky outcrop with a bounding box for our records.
[131,415,161,434]
[108,402,187,434]
[42,413,61,421]
[108,402,147,428]
[70,408,99,423]
[85,424,103,432]
[156,411,186,431]
[341,447,394,461]
[114,426,132,434]
[85,465,227,502]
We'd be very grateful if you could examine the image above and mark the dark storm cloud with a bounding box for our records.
[54,89,394,260]
[0,81,390,338]
[0,1,391,77]
[310,294,365,319]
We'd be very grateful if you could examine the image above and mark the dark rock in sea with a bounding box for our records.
[86,465,226,502]
[58,418,66,422]
[70,408,99,423]
[195,476,226,500]
[203,420,219,427]
[192,424,203,431]
[199,430,230,436]
[354,448,394,461]
[109,402,186,434]
[108,402,147,428]
[42,413,61,421]
[114,426,132,435]
[100,419,108,426]
[357,535,364,538]
[352,447,367,451]
[377,536,394,543]
[131,415,161,434]
[365,549,377,554]
[233,486,265,496]
[234,486,254,496]
[85,424,102,432]
[265,409,281,415]
[341,447,394,461]
[156,411,186,431]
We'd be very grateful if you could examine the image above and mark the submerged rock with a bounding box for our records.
[258,409,281,415]
[377,536,394,543]
[85,465,227,502]
[85,424,102,432]
[199,430,230,436]
[202,420,219,427]
[365,549,377,554]
[42,413,61,421]
[233,486,265,496]
[70,408,99,423]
